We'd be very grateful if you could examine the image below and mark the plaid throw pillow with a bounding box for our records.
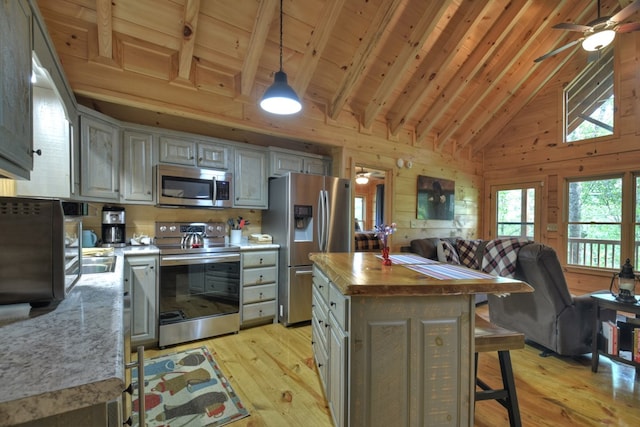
[456,239,482,269]
[437,240,460,265]
[481,238,530,278]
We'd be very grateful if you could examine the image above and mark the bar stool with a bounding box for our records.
[474,314,525,427]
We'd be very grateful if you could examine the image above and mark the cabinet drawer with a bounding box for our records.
[242,300,276,321]
[313,265,330,302]
[243,266,277,286]
[243,251,277,268]
[312,333,328,389]
[243,283,276,304]
[329,282,349,332]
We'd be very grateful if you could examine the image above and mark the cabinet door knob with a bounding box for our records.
[32,149,42,156]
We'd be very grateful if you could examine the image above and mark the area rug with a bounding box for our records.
[131,346,249,427]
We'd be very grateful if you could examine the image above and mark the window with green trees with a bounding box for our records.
[564,47,614,143]
[496,188,535,239]
[567,176,622,269]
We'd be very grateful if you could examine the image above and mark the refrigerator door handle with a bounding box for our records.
[317,190,325,251]
[323,189,330,252]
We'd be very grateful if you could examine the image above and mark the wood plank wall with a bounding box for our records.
[484,33,640,294]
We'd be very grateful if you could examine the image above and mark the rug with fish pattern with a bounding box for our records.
[132,346,249,426]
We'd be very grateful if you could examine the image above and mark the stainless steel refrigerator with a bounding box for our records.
[263,173,351,325]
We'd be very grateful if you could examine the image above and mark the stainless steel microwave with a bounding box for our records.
[156,164,233,208]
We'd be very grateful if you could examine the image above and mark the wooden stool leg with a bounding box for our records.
[498,350,521,427]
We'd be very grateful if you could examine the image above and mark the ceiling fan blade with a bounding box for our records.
[552,22,592,32]
[611,0,640,23]
[616,21,640,32]
[534,39,582,63]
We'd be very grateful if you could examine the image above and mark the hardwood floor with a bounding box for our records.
[143,314,640,427]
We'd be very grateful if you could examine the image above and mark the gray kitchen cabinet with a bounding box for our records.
[0,0,33,179]
[241,250,278,327]
[159,134,231,169]
[158,135,196,165]
[126,254,158,347]
[234,147,268,208]
[269,148,330,177]
[80,109,121,200]
[121,129,154,203]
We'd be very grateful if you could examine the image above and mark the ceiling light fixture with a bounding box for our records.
[259,0,301,115]
[355,167,369,185]
[582,29,616,51]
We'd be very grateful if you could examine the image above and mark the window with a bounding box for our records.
[564,47,614,143]
[354,196,365,232]
[566,176,622,269]
[489,182,541,241]
[496,188,535,239]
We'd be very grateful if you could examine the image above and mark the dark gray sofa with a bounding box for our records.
[410,238,606,356]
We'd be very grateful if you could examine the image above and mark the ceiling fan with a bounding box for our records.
[534,0,640,63]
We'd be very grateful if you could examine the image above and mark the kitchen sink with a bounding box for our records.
[81,256,117,274]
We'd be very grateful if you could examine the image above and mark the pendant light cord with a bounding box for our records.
[279,0,284,72]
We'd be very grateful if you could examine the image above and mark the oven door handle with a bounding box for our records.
[160,253,240,266]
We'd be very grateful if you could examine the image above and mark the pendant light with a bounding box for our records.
[260,0,302,115]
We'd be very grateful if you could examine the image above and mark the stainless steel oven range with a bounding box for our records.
[155,221,240,347]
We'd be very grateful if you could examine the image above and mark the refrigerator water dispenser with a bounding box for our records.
[294,205,313,241]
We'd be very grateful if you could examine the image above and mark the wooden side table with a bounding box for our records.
[591,293,640,373]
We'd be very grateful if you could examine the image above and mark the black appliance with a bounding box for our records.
[102,205,126,247]
[155,221,240,347]
[0,197,81,305]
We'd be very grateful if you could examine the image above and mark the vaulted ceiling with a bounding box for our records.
[35,0,638,156]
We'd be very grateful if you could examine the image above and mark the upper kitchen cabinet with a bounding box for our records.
[15,2,80,198]
[270,148,330,177]
[234,147,268,209]
[159,134,232,170]
[0,0,33,179]
[122,129,154,203]
[80,107,121,201]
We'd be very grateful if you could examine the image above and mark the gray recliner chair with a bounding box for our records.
[488,242,608,356]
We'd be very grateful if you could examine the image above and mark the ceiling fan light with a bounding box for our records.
[260,71,302,115]
[582,30,616,51]
[355,174,369,185]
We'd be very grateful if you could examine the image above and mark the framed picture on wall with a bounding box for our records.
[417,175,455,220]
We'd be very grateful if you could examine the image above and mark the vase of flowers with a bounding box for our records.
[375,223,396,266]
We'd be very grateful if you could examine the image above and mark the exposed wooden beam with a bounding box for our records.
[95,0,112,59]
[435,0,587,151]
[292,0,346,96]
[461,1,597,152]
[362,0,455,129]
[387,0,497,136]
[328,0,404,120]
[414,0,533,145]
[240,0,278,98]
[177,0,201,81]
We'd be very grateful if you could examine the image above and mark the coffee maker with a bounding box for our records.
[101,206,126,247]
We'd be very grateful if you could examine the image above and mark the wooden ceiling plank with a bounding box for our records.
[240,0,278,97]
[414,0,532,143]
[328,0,404,120]
[460,1,597,152]
[177,0,201,81]
[95,0,112,59]
[292,0,346,97]
[387,0,499,135]
[435,0,584,151]
[362,0,455,130]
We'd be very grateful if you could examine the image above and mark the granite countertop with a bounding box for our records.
[310,252,533,297]
[0,249,134,426]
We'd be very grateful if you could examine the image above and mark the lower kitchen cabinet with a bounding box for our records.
[125,254,159,347]
[241,249,278,327]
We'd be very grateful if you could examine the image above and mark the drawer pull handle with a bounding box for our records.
[330,302,336,307]
[259,258,264,264]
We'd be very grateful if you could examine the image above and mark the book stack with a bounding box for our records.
[601,320,619,355]
[609,317,640,362]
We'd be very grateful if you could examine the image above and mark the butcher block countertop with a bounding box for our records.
[309,252,533,297]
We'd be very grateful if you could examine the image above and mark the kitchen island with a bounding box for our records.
[309,252,533,427]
